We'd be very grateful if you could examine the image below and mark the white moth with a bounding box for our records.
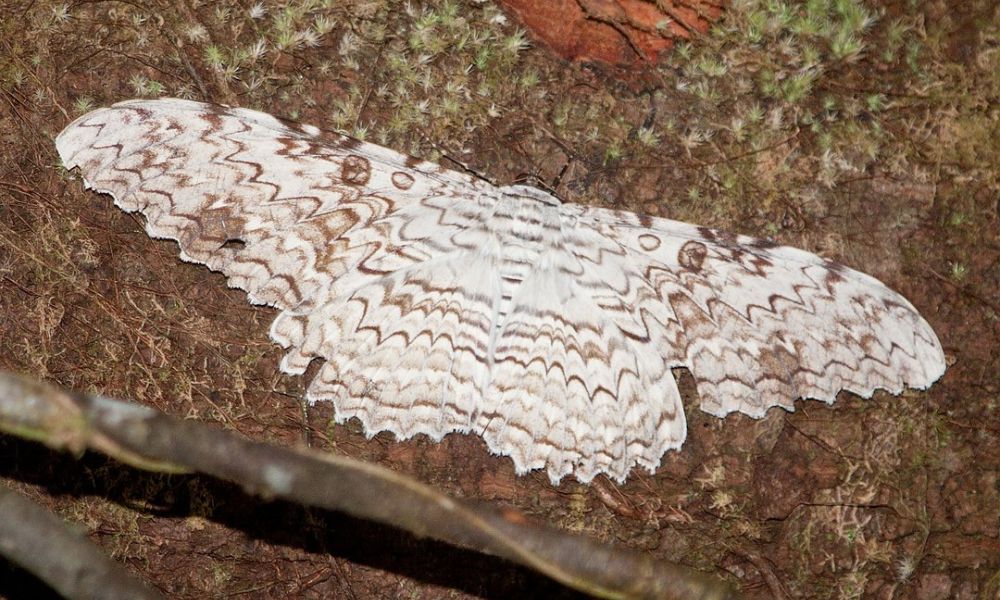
[56,99,946,483]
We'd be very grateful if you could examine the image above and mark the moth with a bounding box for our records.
[57,99,946,483]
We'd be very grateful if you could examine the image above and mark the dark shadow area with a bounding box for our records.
[0,561,64,600]
[0,436,585,600]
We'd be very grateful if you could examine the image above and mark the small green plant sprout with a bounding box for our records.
[636,126,660,147]
[203,45,225,70]
[72,96,94,114]
[51,3,71,23]
[603,142,623,164]
[865,93,886,112]
[949,262,968,281]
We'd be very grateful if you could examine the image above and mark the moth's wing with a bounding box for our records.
[57,101,691,484]
[580,205,946,419]
[472,203,690,484]
[56,98,485,309]
[57,99,947,485]
[56,97,502,440]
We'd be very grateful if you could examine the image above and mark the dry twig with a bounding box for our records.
[0,482,164,600]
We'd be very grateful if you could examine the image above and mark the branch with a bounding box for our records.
[0,482,164,600]
[0,371,737,600]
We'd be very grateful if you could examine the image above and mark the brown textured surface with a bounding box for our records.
[498,0,724,64]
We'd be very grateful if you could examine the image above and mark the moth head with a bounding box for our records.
[497,184,562,206]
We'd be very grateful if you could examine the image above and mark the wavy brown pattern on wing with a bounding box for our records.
[57,99,946,484]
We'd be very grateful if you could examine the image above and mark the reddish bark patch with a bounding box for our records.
[497,0,724,64]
